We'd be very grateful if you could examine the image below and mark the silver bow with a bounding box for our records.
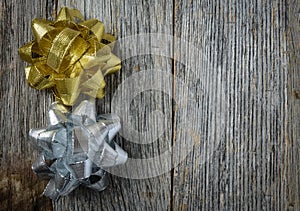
[29,100,127,200]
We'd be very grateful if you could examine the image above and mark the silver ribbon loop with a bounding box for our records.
[30,100,127,200]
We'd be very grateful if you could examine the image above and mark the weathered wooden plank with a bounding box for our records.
[54,0,173,210]
[287,0,300,209]
[173,0,292,210]
[0,0,55,210]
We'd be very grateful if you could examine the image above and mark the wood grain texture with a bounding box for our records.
[173,0,295,210]
[287,0,300,209]
[0,0,299,210]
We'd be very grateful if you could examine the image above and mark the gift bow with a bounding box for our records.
[18,7,121,106]
[30,100,127,200]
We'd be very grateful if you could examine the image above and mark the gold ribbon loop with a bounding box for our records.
[47,28,81,72]
[32,19,55,42]
[18,7,121,106]
[55,7,84,22]
[80,19,105,42]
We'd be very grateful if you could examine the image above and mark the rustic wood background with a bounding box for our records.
[0,0,299,210]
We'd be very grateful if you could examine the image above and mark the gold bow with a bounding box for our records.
[18,7,121,106]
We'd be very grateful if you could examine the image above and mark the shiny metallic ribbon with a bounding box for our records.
[18,7,121,106]
[30,100,127,200]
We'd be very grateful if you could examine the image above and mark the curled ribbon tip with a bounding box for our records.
[30,100,127,200]
[18,7,121,106]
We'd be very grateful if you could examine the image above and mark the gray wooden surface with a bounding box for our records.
[0,0,299,210]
